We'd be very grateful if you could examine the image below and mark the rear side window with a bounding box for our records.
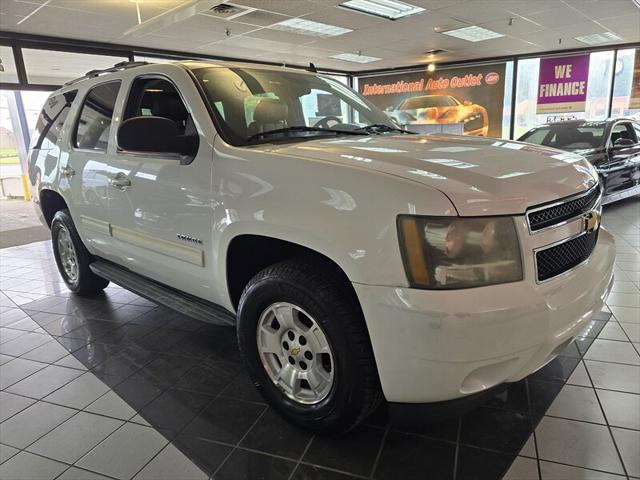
[33,91,77,150]
[74,81,121,152]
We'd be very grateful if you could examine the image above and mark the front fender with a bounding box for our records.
[210,139,457,310]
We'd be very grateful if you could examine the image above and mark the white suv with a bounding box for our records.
[29,60,615,433]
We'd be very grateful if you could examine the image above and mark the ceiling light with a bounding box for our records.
[441,25,504,42]
[270,18,352,37]
[330,53,381,63]
[427,63,436,72]
[340,0,426,20]
[573,32,621,45]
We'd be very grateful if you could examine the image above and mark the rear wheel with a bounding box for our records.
[51,209,109,296]
[237,258,382,434]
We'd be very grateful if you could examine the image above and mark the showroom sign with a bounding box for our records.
[359,63,507,138]
[537,54,590,114]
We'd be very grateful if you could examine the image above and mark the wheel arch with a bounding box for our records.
[225,233,360,312]
[39,188,69,228]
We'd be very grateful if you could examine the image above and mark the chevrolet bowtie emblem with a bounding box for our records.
[291,347,301,356]
[584,210,600,233]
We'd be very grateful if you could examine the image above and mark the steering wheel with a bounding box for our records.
[314,116,343,129]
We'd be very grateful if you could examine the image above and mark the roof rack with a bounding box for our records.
[63,61,150,87]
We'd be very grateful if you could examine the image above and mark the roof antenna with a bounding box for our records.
[308,62,318,73]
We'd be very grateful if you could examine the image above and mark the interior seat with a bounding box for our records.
[247,98,289,138]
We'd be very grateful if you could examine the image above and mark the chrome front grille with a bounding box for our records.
[535,230,599,282]
[527,184,600,232]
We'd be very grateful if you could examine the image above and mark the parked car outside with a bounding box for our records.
[385,94,489,135]
[29,61,615,433]
[518,118,640,204]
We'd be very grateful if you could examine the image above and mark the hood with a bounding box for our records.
[257,134,598,216]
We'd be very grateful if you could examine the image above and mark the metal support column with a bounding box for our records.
[6,91,32,201]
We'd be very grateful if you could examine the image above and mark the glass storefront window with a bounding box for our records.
[0,46,19,84]
[502,61,513,139]
[1,90,50,166]
[22,49,127,85]
[611,48,639,118]
[585,50,614,120]
[514,51,615,139]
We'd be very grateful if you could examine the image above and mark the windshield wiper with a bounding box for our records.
[355,124,414,134]
[247,126,367,143]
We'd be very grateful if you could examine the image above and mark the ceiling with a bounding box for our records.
[1,0,639,72]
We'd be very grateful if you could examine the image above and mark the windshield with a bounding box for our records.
[519,123,606,150]
[192,66,397,145]
[400,96,459,109]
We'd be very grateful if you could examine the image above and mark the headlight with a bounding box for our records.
[397,215,523,289]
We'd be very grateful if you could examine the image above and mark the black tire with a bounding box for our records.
[51,209,109,296]
[237,258,382,434]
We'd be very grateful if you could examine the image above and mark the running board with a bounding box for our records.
[90,260,235,327]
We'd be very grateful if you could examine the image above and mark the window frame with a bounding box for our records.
[607,121,638,147]
[72,79,122,154]
[116,73,199,164]
[32,90,78,150]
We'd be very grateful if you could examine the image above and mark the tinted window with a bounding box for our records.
[74,81,121,152]
[519,123,605,150]
[519,128,549,145]
[33,91,77,150]
[610,123,637,145]
[192,67,392,146]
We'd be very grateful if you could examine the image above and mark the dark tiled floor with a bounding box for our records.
[0,199,639,479]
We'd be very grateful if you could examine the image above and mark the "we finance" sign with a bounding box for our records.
[537,54,590,114]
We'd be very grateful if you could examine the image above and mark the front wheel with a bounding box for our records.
[237,258,382,434]
[51,209,109,296]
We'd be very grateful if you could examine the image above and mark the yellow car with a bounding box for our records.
[388,94,489,136]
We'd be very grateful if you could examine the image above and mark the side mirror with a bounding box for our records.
[612,137,635,148]
[117,116,198,157]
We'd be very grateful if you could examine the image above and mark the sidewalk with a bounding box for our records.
[0,199,50,248]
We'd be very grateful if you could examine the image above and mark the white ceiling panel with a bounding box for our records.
[227,9,290,26]
[524,5,592,29]
[2,0,639,73]
[194,42,274,59]
[479,17,543,36]
[436,0,512,24]
[409,0,465,8]
[132,32,211,52]
[144,13,237,43]
[496,0,567,16]
[242,26,322,45]
[563,0,640,21]
[0,0,42,19]
[303,6,387,29]
[22,48,128,84]
[234,0,330,17]
[49,0,176,19]
[598,14,640,34]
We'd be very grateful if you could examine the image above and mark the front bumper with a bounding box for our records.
[354,227,615,403]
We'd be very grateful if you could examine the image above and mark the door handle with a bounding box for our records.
[110,172,131,190]
[60,165,75,178]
